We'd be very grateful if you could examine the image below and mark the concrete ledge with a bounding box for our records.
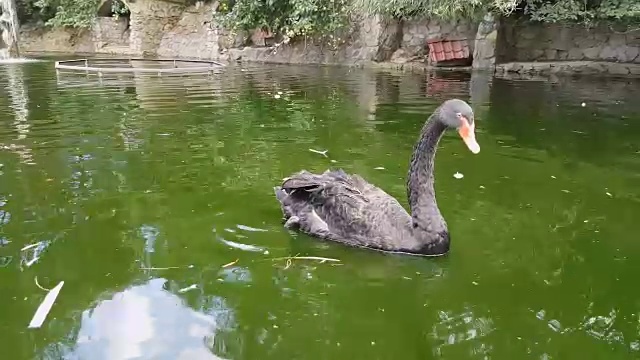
[495,61,640,77]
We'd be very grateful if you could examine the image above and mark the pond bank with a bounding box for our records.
[15,0,640,77]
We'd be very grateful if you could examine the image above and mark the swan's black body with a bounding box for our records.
[273,99,478,256]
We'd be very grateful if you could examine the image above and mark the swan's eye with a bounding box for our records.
[456,113,462,118]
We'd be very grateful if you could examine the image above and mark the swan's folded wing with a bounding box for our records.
[280,169,410,245]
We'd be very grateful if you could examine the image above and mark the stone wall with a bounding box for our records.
[122,0,185,56]
[156,2,219,59]
[498,18,640,64]
[19,17,130,55]
[401,18,478,58]
[92,17,129,49]
[19,0,479,66]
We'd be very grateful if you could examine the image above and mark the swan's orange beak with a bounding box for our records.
[458,117,480,154]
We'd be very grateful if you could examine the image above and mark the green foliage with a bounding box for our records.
[352,0,639,25]
[215,0,351,41]
[32,0,101,28]
[16,0,129,28]
[110,0,130,19]
[351,0,518,20]
[524,0,640,25]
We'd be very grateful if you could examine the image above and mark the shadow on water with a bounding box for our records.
[0,59,639,359]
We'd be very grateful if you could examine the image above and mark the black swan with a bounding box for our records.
[273,99,480,256]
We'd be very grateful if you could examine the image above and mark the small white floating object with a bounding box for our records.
[21,242,44,252]
[453,172,464,179]
[374,167,385,170]
[237,224,267,232]
[277,91,283,95]
[274,94,281,99]
[219,238,265,252]
[581,102,586,107]
[178,284,198,293]
[308,148,328,157]
[606,192,612,197]
[28,281,64,329]
[25,257,40,267]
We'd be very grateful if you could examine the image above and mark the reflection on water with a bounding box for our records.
[0,60,639,359]
[1,64,33,165]
[60,278,229,360]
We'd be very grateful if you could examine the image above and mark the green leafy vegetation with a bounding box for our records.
[12,0,640,33]
[352,0,639,26]
[214,0,351,42]
[524,0,640,25]
[15,0,129,28]
[351,0,518,20]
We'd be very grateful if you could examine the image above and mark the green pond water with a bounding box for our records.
[0,59,639,360]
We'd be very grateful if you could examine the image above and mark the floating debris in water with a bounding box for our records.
[453,172,464,179]
[28,281,64,329]
[21,242,44,252]
[548,319,562,332]
[374,167,385,170]
[139,265,189,270]
[219,237,266,253]
[271,255,340,263]
[561,189,570,193]
[21,241,51,268]
[308,148,328,157]
[606,192,612,197]
[34,276,49,291]
[581,102,586,107]
[222,259,239,268]
[274,94,281,99]
[178,284,198,293]
[237,224,267,232]
[551,175,556,179]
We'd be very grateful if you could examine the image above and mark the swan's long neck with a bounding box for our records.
[407,115,448,234]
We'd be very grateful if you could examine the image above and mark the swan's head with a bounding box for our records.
[438,99,480,154]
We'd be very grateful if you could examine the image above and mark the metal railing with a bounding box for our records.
[54,58,226,76]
